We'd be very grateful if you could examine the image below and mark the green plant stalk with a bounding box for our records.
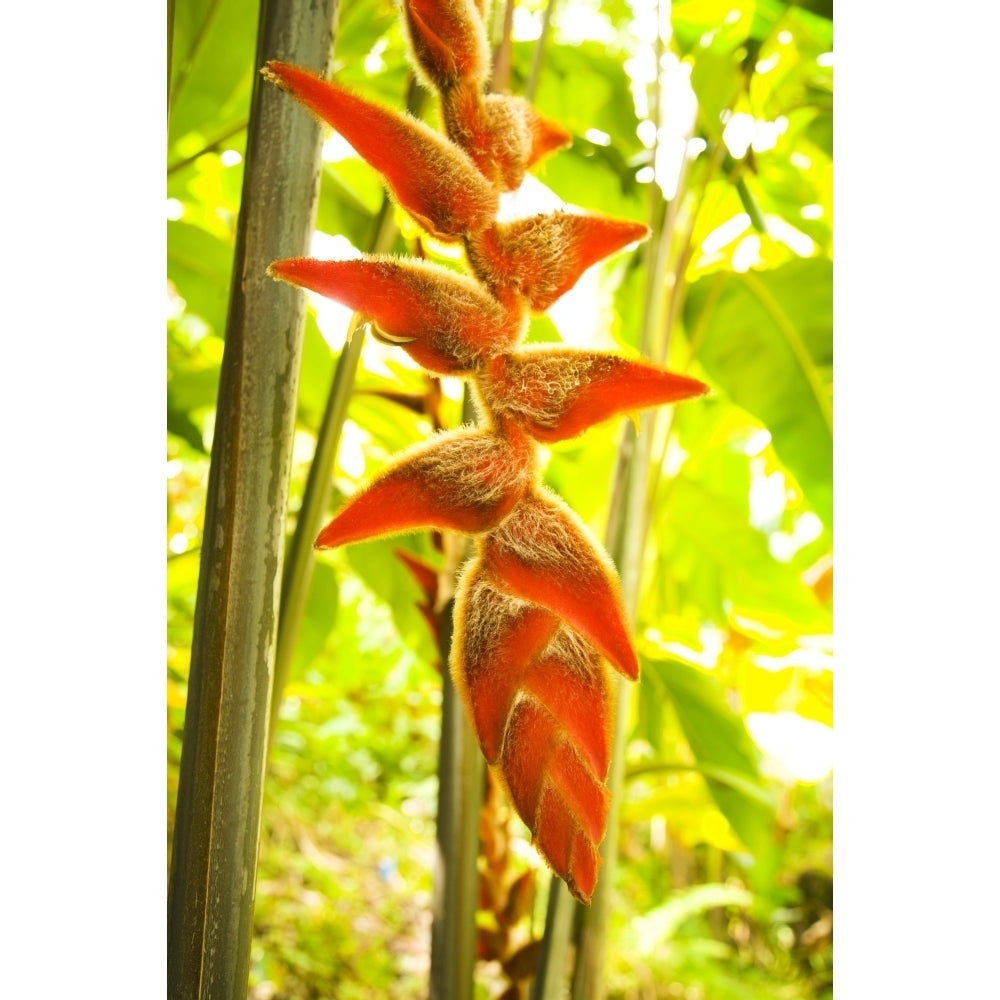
[269,316,364,738]
[166,0,337,995]
[571,411,654,1000]
[530,877,575,1000]
[571,12,689,984]
[428,391,485,1000]
[657,137,728,369]
[525,0,559,103]
[430,593,485,1000]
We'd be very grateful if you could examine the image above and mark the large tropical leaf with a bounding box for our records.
[685,256,833,527]
[642,654,775,856]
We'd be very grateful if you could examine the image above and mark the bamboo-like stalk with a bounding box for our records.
[571,414,654,1000]
[430,594,485,1000]
[570,5,686,992]
[530,877,575,1000]
[525,0,559,102]
[166,0,338,996]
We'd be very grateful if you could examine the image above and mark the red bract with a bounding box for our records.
[495,664,611,903]
[401,0,490,90]
[395,548,444,654]
[315,425,537,548]
[442,80,573,190]
[268,256,526,375]
[466,212,650,311]
[478,348,710,442]
[263,61,498,239]
[265,3,707,905]
[480,488,639,682]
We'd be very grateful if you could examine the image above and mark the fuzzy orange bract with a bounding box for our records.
[264,5,707,905]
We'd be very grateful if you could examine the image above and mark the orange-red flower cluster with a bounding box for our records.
[264,0,707,904]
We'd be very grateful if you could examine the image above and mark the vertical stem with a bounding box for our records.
[166,0,338,997]
[525,0,559,103]
[572,9,679,988]
[491,0,516,91]
[572,412,653,1000]
[430,390,485,1000]
[530,877,575,1000]
[270,316,364,739]
[430,595,485,1000]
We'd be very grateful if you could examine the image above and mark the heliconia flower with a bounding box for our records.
[262,61,498,239]
[268,255,527,375]
[476,348,710,442]
[465,211,649,312]
[442,80,572,191]
[401,0,490,90]
[480,488,639,681]
[451,557,616,903]
[264,0,713,908]
[315,425,538,549]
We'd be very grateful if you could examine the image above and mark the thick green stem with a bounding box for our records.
[530,877,575,1000]
[571,410,654,1000]
[429,389,485,1000]
[430,594,485,1000]
[166,0,338,996]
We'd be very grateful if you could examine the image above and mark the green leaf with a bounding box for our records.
[331,0,398,69]
[685,257,832,526]
[315,161,385,248]
[536,144,647,222]
[167,220,235,334]
[643,656,775,856]
[296,312,336,428]
[690,45,743,138]
[806,110,833,157]
[168,0,257,150]
[168,405,209,453]
[748,8,832,122]
[167,365,221,415]
[523,41,644,159]
[660,475,831,634]
[343,538,436,665]
[291,560,340,676]
[672,0,749,54]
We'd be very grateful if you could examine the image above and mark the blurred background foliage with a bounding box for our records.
[168,0,832,996]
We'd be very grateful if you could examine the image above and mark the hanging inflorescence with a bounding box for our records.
[264,0,707,904]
